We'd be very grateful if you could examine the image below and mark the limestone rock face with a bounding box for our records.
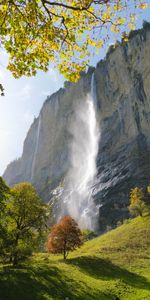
[4,71,93,200]
[3,26,150,231]
[93,27,150,230]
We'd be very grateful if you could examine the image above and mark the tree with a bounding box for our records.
[0,177,10,256]
[0,176,10,204]
[82,229,98,241]
[4,182,50,265]
[0,1,148,82]
[145,184,150,215]
[129,187,147,217]
[47,216,83,259]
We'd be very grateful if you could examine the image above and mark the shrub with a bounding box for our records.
[129,187,147,217]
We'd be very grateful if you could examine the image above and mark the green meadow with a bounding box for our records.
[0,216,150,300]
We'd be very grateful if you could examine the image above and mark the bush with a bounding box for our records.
[129,187,147,217]
[82,229,98,241]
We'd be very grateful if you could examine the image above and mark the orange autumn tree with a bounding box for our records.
[47,216,83,259]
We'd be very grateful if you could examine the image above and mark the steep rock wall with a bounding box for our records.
[3,26,150,231]
[4,71,93,199]
[94,27,150,230]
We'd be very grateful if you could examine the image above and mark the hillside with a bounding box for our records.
[0,216,150,300]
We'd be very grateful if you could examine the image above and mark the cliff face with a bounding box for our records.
[4,72,93,199]
[94,27,150,230]
[3,26,150,231]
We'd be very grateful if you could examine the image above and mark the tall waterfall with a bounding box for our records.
[31,115,41,180]
[62,74,100,230]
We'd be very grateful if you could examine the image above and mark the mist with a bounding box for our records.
[62,75,100,230]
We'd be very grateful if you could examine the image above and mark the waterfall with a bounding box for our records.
[31,115,41,180]
[62,74,100,230]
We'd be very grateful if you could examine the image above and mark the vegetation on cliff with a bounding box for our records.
[129,186,150,217]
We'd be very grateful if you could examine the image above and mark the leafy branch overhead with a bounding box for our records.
[0,83,4,96]
[0,0,148,81]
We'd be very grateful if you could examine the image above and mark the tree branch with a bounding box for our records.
[43,0,93,11]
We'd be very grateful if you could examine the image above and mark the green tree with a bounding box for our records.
[0,1,148,82]
[0,177,10,256]
[129,187,147,217]
[0,177,9,201]
[82,229,98,241]
[4,182,50,265]
[47,215,83,259]
[145,184,150,215]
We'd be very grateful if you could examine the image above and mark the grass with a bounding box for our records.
[0,216,150,300]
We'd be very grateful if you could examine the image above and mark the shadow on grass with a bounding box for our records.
[0,263,114,300]
[68,256,150,291]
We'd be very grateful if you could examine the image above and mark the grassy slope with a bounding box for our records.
[0,216,150,300]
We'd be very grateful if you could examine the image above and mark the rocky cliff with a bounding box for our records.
[3,24,150,231]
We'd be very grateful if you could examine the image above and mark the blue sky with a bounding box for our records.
[0,5,150,175]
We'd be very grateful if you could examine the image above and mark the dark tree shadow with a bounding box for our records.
[67,256,150,291]
[1,256,149,300]
[0,263,115,300]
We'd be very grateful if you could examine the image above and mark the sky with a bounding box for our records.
[0,5,150,175]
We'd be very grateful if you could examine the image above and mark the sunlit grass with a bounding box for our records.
[0,216,150,300]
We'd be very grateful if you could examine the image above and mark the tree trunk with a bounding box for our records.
[63,248,66,260]
[63,241,67,260]
[12,233,19,266]
[13,253,18,266]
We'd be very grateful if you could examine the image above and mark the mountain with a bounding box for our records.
[3,24,150,231]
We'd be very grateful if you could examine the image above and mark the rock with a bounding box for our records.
[3,25,150,231]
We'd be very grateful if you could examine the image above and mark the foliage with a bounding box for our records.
[0,177,10,256]
[0,83,4,96]
[82,229,98,241]
[47,215,83,259]
[0,176,10,222]
[0,216,150,299]
[123,218,131,225]
[145,184,150,214]
[128,187,147,217]
[2,182,50,265]
[0,0,148,82]
[106,225,112,232]
[0,176,9,200]
[116,220,122,227]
